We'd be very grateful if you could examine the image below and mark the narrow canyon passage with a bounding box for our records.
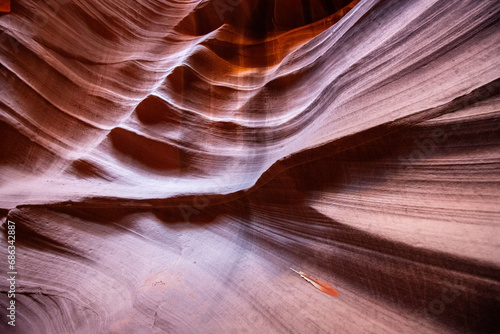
[1,0,499,333]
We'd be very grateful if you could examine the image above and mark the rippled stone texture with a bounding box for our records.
[0,0,499,333]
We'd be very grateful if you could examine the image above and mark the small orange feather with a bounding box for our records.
[290,268,339,297]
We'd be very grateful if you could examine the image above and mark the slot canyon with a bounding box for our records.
[1,0,499,333]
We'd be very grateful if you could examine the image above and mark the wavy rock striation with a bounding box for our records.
[1,0,499,333]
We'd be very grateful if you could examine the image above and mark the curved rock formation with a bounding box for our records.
[1,0,499,333]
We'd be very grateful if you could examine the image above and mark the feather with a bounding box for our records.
[290,268,339,297]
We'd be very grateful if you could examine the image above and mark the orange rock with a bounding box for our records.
[0,0,10,13]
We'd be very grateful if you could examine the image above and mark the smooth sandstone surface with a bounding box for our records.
[0,0,9,13]
[0,0,499,333]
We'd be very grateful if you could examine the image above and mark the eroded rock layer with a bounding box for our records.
[1,0,499,333]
